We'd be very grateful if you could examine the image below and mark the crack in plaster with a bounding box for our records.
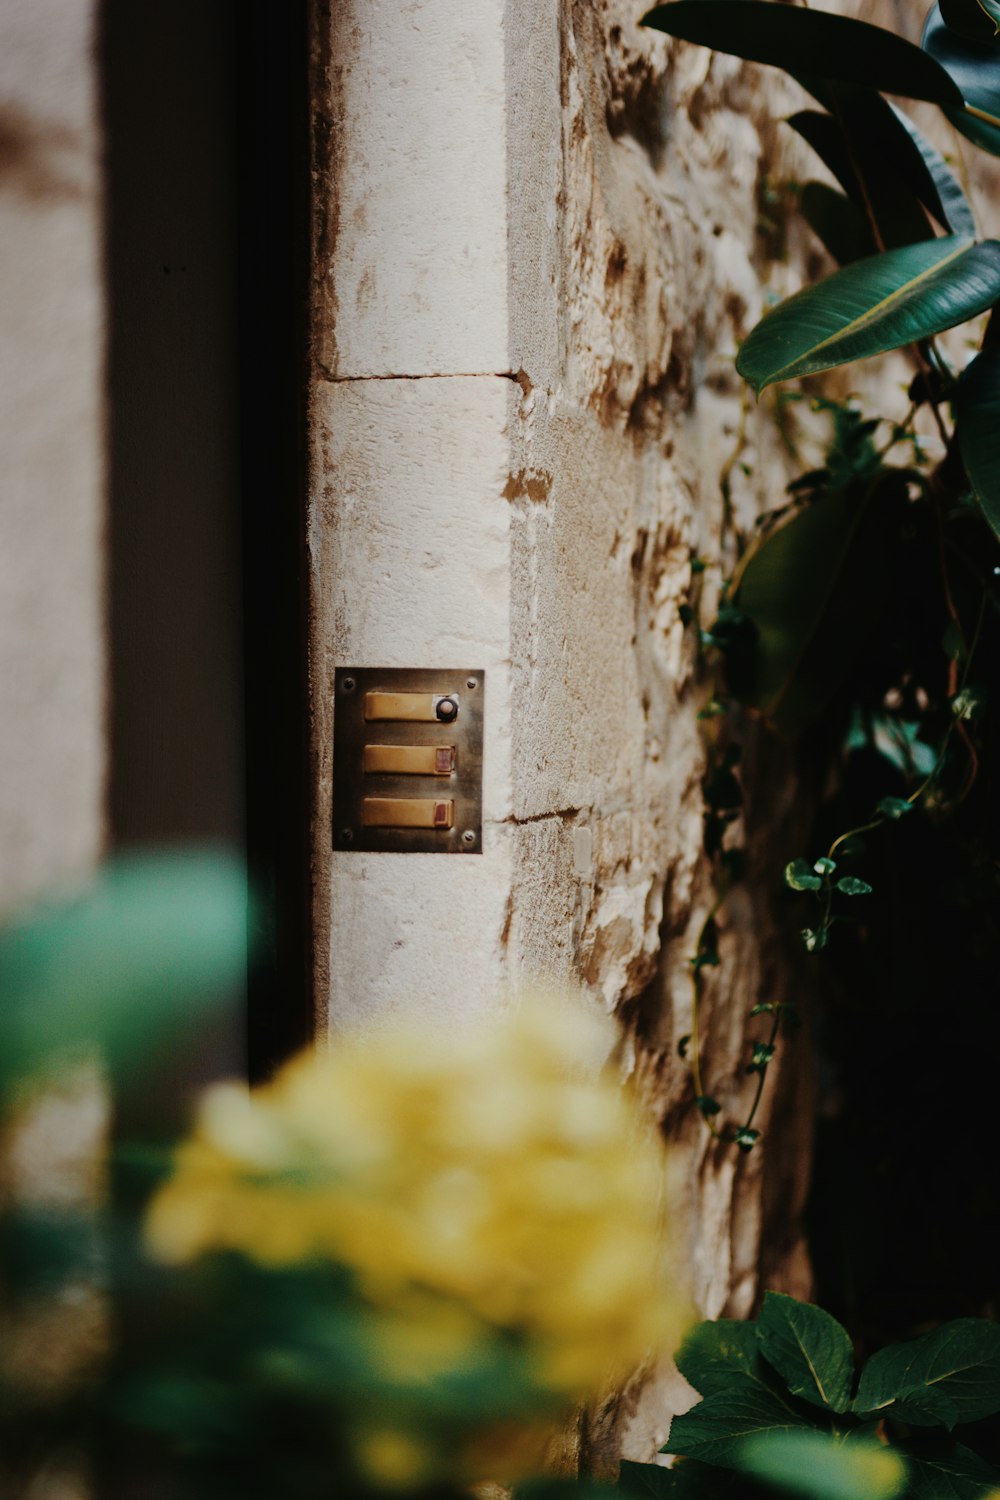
[492,807,584,827]
[315,369,521,386]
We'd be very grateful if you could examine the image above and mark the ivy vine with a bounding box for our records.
[646,0,1000,1144]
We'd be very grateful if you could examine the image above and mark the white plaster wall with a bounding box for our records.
[312,376,515,1031]
[0,0,105,907]
[311,0,816,1467]
[315,0,509,378]
[0,10,106,1495]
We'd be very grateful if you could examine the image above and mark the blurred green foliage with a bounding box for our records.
[623,1295,1000,1500]
[0,857,666,1500]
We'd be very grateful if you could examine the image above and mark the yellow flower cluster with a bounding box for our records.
[146,994,687,1482]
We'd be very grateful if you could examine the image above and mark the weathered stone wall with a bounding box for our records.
[311,0,817,1466]
[505,3,817,1463]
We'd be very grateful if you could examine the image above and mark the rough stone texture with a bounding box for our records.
[312,0,818,1468]
[0,0,105,909]
[504,4,818,1464]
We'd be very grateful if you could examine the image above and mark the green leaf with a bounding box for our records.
[888,104,976,236]
[923,5,1000,157]
[675,1319,763,1396]
[799,182,876,267]
[836,876,873,895]
[786,858,823,892]
[952,684,989,719]
[786,103,934,253]
[814,857,837,875]
[735,1127,761,1151]
[855,1319,1000,1428]
[665,1382,821,1469]
[793,89,975,240]
[877,795,913,818]
[795,76,972,239]
[786,113,866,201]
[0,852,248,1095]
[619,1462,679,1500]
[737,237,1000,394]
[802,927,829,952]
[640,2,963,105]
[731,473,906,737]
[748,1041,776,1073]
[740,1431,907,1500]
[902,1443,1000,1499]
[957,346,1000,541]
[697,1095,722,1117]
[941,0,1000,45]
[846,708,939,778]
[758,1292,855,1413]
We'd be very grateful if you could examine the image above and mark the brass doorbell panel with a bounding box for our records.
[333,667,484,853]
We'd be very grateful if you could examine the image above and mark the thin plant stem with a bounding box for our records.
[689,892,726,1141]
[740,1006,783,1136]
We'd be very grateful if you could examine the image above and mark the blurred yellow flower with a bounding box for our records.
[146,993,687,1481]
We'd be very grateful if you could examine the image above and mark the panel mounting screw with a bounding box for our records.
[461,830,476,846]
[466,677,478,690]
[342,676,356,693]
[340,828,354,843]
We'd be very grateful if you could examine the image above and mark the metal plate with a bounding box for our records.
[333,667,484,853]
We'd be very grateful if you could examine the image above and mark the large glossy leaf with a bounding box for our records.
[787,110,858,197]
[665,1384,820,1470]
[855,1319,1000,1428]
[758,1293,855,1414]
[800,183,875,266]
[902,1443,1000,1500]
[788,89,973,249]
[793,91,968,236]
[786,106,933,250]
[956,345,1000,540]
[923,4,1000,155]
[619,1463,678,1500]
[888,104,976,235]
[736,236,1000,392]
[642,1,963,103]
[740,1432,906,1500]
[940,0,1000,48]
[731,472,905,738]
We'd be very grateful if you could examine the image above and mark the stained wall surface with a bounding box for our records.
[311,0,816,1463]
[0,0,105,908]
